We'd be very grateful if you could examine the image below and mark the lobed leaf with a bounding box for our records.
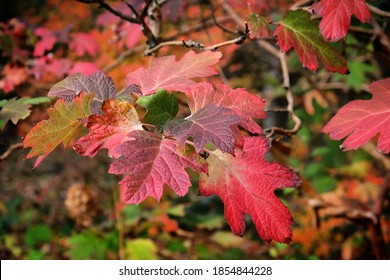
[322,77,390,154]
[199,136,301,243]
[274,10,349,74]
[0,97,31,129]
[23,93,93,167]
[185,82,265,134]
[137,89,178,130]
[164,105,242,154]
[312,0,371,42]
[74,99,143,158]
[125,50,222,96]
[48,72,116,114]
[109,130,208,204]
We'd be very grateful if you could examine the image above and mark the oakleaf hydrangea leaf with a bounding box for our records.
[199,136,301,243]
[109,130,208,204]
[274,10,349,74]
[74,99,143,158]
[23,93,93,167]
[322,77,390,154]
[137,89,178,130]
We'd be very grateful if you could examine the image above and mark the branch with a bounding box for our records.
[368,4,390,18]
[143,24,249,56]
[0,142,23,161]
[265,52,302,139]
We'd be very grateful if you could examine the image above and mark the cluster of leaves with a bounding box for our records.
[23,50,301,243]
[2,0,390,253]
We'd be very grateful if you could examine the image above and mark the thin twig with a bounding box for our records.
[0,142,23,161]
[143,25,249,56]
[265,52,302,138]
[362,142,390,170]
[368,4,390,18]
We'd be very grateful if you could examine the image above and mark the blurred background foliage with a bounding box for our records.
[1,0,390,260]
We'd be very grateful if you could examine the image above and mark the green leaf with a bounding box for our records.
[24,224,52,247]
[137,89,178,130]
[67,231,107,259]
[0,97,31,129]
[23,97,52,105]
[125,238,157,260]
[274,10,349,74]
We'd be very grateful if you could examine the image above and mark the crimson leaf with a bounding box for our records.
[199,136,301,243]
[125,50,222,96]
[322,77,390,154]
[312,0,371,42]
[108,130,208,204]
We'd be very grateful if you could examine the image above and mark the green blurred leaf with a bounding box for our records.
[125,238,157,260]
[23,97,52,105]
[24,224,52,247]
[67,231,106,259]
[137,89,178,130]
[27,249,44,260]
[313,176,337,193]
[0,97,31,129]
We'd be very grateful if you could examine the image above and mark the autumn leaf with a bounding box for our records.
[185,82,265,134]
[23,93,93,167]
[0,97,31,129]
[274,10,349,74]
[125,50,222,96]
[74,99,143,158]
[248,13,271,39]
[70,32,100,56]
[312,0,371,42]
[137,89,179,130]
[108,130,208,204]
[48,72,115,114]
[33,27,56,57]
[199,136,301,243]
[322,77,390,154]
[164,105,242,154]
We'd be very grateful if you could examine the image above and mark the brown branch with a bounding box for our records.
[368,4,390,18]
[362,142,390,170]
[143,24,249,56]
[76,0,158,47]
[0,142,23,161]
[265,52,302,138]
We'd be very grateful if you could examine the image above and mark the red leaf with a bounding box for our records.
[125,50,222,96]
[118,22,143,49]
[68,62,100,76]
[312,0,371,42]
[274,10,349,74]
[74,99,143,158]
[33,28,56,57]
[199,136,301,243]
[186,82,265,134]
[322,78,390,154]
[108,130,207,204]
[70,32,100,56]
[164,105,242,154]
[0,65,29,93]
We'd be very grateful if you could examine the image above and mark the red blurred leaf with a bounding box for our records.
[70,32,100,56]
[312,0,371,42]
[125,50,222,96]
[74,99,143,158]
[322,78,390,154]
[274,10,349,73]
[68,62,100,76]
[0,65,29,93]
[109,130,207,204]
[199,136,301,243]
[33,27,56,57]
